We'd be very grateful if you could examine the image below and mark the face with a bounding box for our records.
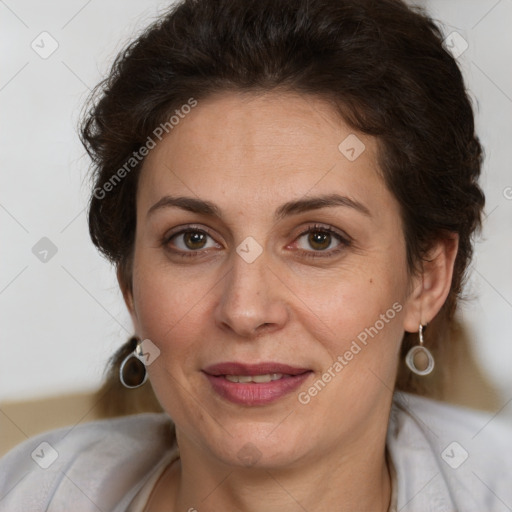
[126,91,418,469]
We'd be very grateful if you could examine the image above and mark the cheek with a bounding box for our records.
[130,259,210,409]
[302,256,409,384]
[312,251,407,329]
[315,279,405,357]
[131,255,209,348]
[295,277,407,427]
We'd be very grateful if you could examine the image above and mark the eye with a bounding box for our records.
[163,226,221,257]
[293,224,351,258]
[162,223,351,260]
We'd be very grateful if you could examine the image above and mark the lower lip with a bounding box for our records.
[203,372,312,406]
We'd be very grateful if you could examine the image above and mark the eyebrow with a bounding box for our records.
[147,193,371,220]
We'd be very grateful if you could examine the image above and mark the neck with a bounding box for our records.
[163,432,391,512]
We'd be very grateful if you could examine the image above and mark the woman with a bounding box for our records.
[1,0,510,510]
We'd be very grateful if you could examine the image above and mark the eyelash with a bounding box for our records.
[162,223,351,259]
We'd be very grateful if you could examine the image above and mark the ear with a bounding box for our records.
[402,233,459,333]
[117,265,136,319]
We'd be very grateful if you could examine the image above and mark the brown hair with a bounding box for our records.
[82,0,485,413]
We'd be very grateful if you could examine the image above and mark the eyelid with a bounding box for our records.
[164,222,351,241]
[163,223,218,241]
[294,222,352,244]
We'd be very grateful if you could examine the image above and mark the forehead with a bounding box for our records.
[137,91,388,218]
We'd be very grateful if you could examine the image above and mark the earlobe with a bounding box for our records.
[403,234,459,333]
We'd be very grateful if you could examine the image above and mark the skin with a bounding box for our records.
[120,91,458,511]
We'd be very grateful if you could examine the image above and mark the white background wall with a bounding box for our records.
[1,1,511,405]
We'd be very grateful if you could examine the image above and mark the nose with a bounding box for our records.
[214,247,289,339]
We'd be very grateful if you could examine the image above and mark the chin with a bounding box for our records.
[199,423,312,469]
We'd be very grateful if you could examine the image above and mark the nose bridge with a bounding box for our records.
[215,241,287,337]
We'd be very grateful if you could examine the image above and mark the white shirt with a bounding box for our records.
[0,391,511,511]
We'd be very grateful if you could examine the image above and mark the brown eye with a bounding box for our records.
[307,230,332,251]
[164,227,221,257]
[183,231,208,250]
[294,224,351,259]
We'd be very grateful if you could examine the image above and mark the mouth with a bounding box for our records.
[202,362,313,406]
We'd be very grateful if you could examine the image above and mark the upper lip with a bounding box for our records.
[203,362,311,376]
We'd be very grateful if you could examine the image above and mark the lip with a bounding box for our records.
[203,362,311,376]
[202,362,312,406]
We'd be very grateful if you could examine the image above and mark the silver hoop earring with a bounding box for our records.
[405,324,435,376]
[119,340,148,389]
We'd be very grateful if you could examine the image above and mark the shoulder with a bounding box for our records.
[391,391,512,442]
[0,413,175,512]
[388,391,512,512]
